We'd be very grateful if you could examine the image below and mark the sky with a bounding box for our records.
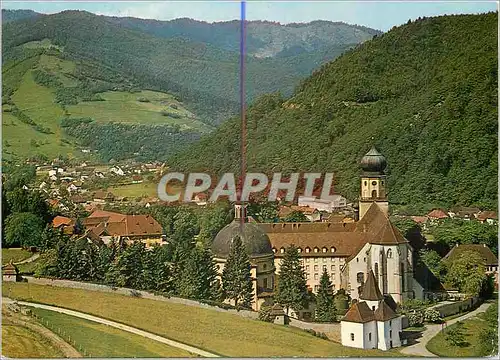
[2,1,498,31]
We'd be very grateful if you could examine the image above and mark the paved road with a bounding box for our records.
[3,298,219,358]
[400,302,491,357]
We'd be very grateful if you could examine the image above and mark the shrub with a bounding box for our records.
[258,305,274,322]
[408,310,425,327]
[424,308,442,323]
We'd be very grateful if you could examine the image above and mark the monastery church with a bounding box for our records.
[211,147,416,344]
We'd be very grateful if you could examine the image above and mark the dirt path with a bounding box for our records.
[3,298,219,358]
[2,305,81,358]
[14,253,40,265]
[400,302,491,357]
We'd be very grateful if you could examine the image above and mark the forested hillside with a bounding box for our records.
[2,10,377,126]
[169,13,498,209]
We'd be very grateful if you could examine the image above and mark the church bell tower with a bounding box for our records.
[359,146,389,219]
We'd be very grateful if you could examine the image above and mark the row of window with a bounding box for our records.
[306,273,336,281]
[355,249,393,263]
[304,257,343,263]
[273,246,337,254]
[305,265,336,272]
[350,329,391,342]
[314,284,336,292]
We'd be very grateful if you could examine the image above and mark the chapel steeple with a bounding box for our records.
[359,146,389,219]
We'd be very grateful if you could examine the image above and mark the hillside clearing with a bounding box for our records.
[67,90,213,132]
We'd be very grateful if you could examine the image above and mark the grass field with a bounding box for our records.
[3,283,403,357]
[7,70,79,160]
[2,248,33,265]
[2,323,64,358]
[31,308,195,357]
[108,182,159,198]
[67,90,212,132]
[426,316,489,357]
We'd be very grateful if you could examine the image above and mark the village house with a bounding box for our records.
[341,270,402,350]
[476,211,497,225]
[298,194,347,213]
[93,191,115,203]
[278,205,321,222]
[443,244,498,286]
[2,262,21,282]
[83,210,164,248]
[426,209,448,223]
[52,215,76,235]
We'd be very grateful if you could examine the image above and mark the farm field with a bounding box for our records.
[31,308,195,358]
[107,182,159,199]
[2,323,65,358]
[3,282,403,357]
[67,90,213,132]
[2,248,33,265]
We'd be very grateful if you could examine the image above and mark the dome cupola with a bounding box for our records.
[360,146,387,173]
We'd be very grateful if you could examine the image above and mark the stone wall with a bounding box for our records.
[24,277,258,320]
[287,317,341,341]
[432,296,482,318]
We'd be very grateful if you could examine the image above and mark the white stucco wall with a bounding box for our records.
[341,321,365,348]
[363,321,378,349]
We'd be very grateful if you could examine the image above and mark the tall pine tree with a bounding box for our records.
[178,245,220,300]
[315,269,337,322]
[275,244,309,315]
[221,235,254,309]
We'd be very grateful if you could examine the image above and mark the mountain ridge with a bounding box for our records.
[168,12,498,209]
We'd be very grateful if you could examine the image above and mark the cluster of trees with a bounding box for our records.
[2,9,376,126]
[419,249,495,298]
[428,219,498,255]
[61,119,201,162]
[169,13,498,209]
[2,164,55,248]
[273,245,337,322]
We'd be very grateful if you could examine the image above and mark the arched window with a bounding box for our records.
[372,189,377,198]
[357,272,364,284]
[263,263,267,270]
[387,249,393,258]
[364,181,367,186]
[314,247,319,253]
[322,247,327,253]
[305,247,311,253]
[280,247,285,254]
[374,263,379,283]
[272,248,277,253]
[298,247,302,253]
[331,247,336,253]
[372,181,377,186]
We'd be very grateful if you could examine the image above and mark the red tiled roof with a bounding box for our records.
[374,300,399,321]
[342,301,375,323]
[52,216,73,228]
[88,210,126,222]
[427,209,448,219]
[85,211,162,237]
[476,211,497,221]
[411,216,428,224]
